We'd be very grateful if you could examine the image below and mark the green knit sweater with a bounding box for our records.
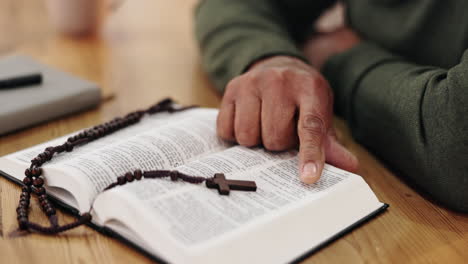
[195,0,468,212]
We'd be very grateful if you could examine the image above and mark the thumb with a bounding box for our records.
[324,133,359,173]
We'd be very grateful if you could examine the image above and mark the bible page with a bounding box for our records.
[0,108,228,212]
[91,145,382,263]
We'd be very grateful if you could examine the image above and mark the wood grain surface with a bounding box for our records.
[0,1,466,263]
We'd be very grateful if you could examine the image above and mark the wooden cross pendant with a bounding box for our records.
[205,173,257,195]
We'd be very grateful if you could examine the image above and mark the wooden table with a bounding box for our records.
[0,1,466,263]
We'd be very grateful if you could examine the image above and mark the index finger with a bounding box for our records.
[297,93,331,184]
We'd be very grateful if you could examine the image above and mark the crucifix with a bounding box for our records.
[205,173,257,195]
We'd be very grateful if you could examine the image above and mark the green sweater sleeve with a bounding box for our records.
[323,42,468,212]
[194,0,336,91]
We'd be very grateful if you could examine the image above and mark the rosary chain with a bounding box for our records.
[15,98,200,235]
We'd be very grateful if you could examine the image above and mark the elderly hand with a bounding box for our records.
[217,55,359,184]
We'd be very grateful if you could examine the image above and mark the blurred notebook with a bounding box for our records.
[0,55,101,135]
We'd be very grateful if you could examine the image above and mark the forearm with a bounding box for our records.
[195,0,336,91]
[323,43,468,212]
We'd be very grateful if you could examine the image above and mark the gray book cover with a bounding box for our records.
[0,55,101,135]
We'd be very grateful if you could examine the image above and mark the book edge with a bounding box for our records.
[0,169,169,263]
[290,203,389,264]
[1,169,388,264]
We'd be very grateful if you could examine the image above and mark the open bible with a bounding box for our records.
[0,107,387,264]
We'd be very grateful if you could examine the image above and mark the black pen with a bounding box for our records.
[0,73,42,89]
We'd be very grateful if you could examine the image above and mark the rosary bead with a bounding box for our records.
[24,168,32,177]
[98,127,105,136]
[117,176,127,185]
[34,187,46,195]
[33,177,44,187]
[18,209,28,217]
[125,172,134,182]
[39,152,51,161]
[134,170,143,180]
[16,207,27,214]
[31,157,40,164]
[23,177,33,186]
[64,142,74,152]
[22,186,31,193]
[45,146,55,153]
[43,151,52,160]
[43,204,52,211]
[20,193,30,200]
[46,207,56,216]
[19,198,30,205]
[134,111,144,118]
[38,194,47,202]
[32,156,45,166]
[31,167,42,176]
[82,129,91,136]
[54,145,65,153]
[42,200,50,207]
[18,217,28,229]
[170,171,179,181]
[19,200,29,207]
[18,214,28,220]
[127,116,136,124]
[95,129,103,137]
[89,130,99,139]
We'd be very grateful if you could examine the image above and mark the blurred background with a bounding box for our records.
[0,0,220,147]
[0,0,219,114]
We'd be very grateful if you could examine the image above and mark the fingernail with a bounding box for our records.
[302,162,318,182]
